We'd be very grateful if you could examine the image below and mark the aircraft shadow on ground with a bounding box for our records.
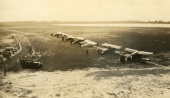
[85,68,170,78]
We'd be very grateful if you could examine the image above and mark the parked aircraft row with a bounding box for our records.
[51,32,97,47]
[51,32,153,63]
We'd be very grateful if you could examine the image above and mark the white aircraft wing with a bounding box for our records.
[67,35,76,39]
[125,48,153,55]
[71,37,86,44]
[54,32,62,35]
[137,51,153,55]
[124,48,138,53]
[95,46,109,54]
[80,40,97,47]
[57,32,62,34]
[52,32,63,36]
[81,40,96,44]
[95,46,108,51]
[101,43,122,50]
[98,47,108,52]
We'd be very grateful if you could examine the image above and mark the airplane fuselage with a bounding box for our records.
[119,53,149,62]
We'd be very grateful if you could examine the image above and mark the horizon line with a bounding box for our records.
[0,20,170,23]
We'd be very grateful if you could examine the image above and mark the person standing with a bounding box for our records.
[86,49,88,55]
[4,64,6,76]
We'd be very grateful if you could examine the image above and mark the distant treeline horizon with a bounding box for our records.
[0,20,170,26]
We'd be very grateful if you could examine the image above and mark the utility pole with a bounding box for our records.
[4,62,6,76]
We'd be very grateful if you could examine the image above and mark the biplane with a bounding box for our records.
[96,43,123,54]
[61,35,76,42]
[79,40,98,47]
[119,48,153,62]
[70,37,86,44]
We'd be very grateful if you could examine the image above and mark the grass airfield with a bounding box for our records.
[1,24,170,70]
[1,23,170,98]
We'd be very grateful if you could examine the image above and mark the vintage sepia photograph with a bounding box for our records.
[0,0,170,98]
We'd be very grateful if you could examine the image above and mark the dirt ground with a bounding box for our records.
[1,23,170,98]
[1,67,170,98]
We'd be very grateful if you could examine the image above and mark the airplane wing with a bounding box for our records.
[95,46,109,54]
[52,32,62,36]
[80,40,97,47]
[62,35,76,41]
[97,47,108,51]
[125,48,153,55]
[101,43,122,50]
[138,51,153,55]
[71,37,86,44]
[57,32,62,34]
[124,48,138,53]
[80,40,96,45]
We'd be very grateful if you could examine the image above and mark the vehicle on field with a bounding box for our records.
[20,59,42,69]
[5,47,18,54]
[0,42,22,63]
[0,49,14,59]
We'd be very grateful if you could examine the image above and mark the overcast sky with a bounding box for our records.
[0,0,170,22]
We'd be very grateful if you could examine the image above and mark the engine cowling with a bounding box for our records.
[119,54,132,62]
